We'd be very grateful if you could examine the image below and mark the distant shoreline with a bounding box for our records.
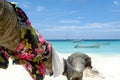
[47,39,120,41]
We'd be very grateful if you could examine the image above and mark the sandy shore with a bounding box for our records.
[0,54,120,80]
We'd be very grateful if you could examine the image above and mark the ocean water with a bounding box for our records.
[48,39,120,55]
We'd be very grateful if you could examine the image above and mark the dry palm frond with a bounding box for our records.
[83,67,105,80]
[0,0,20,51]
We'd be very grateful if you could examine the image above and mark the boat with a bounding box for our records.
[74,44,100,48]
[71,39,84,43]
[95,42,111,45]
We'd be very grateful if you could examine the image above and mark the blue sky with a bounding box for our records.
[9,0,120,39]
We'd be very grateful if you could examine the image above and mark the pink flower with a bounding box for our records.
[18,52,34,60]
[25,62,32,72]
[38,35,45,44]
[38,63,46,76]
[26,19,31,27]
[16,42,24,52]
[35,48,44,55]
[35,48,41,53]
[4,51,10,59]
[47,42,51,51]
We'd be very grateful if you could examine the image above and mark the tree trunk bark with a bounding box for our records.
[0,0,20,51]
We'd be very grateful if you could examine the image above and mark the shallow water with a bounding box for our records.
[48,39,120,55]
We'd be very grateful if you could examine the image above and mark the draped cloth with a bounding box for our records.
[52,47,64,77]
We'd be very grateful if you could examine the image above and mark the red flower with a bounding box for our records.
[38,63,46,76]
[25,62,32,72]
[18,52,34,60]
[16,42,24,52]
[4,51,10,59]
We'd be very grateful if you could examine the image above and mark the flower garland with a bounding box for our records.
[0,2,52,80]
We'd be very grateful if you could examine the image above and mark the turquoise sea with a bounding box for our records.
[48,39,120,55]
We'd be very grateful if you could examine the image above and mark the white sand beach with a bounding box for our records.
[0,54,120,80]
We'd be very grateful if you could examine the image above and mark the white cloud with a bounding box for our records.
[98,29,120,32]
[63,0,72,1]
[77,16,86,19]
[36,6,46,12]
[82,22,120,29]
[59,20,80,23]
[44,25,82,32]
[69,10,78,15]
[18,1,32,9]
[81,22,120,33]
[83,23,112,29]
[113,0,119,5]
[37,21,120,33]
[63,0,88,2]
[112,9,120,12]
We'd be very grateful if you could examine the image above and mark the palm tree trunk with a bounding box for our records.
[0,0,20,51]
